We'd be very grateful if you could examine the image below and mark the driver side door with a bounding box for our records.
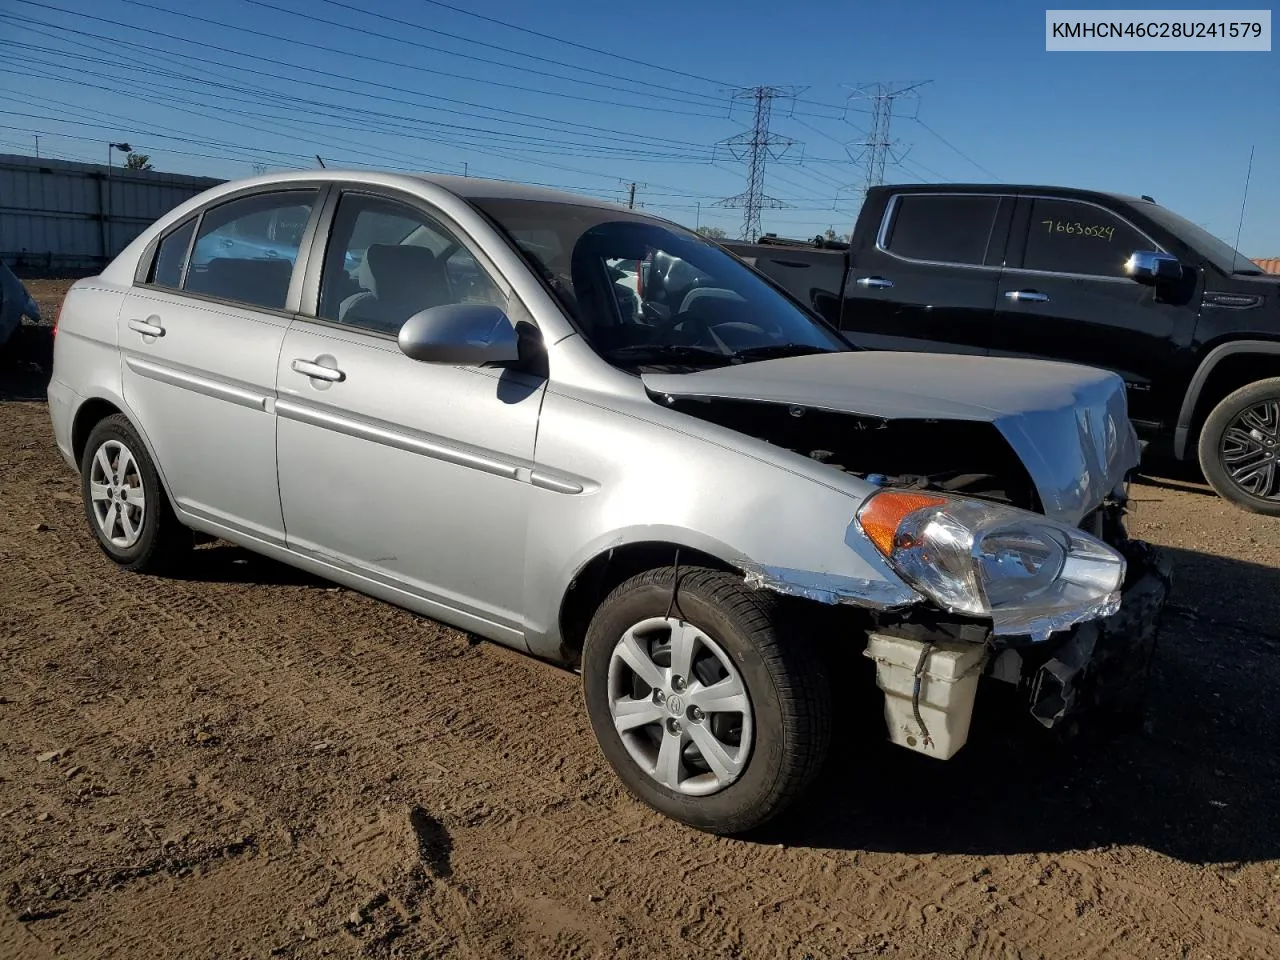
[275,188,546,644]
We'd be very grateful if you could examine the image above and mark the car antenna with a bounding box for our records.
[1231,144,1254,275]
[315,154,327,169]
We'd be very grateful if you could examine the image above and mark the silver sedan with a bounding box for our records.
[47,171,1168,833]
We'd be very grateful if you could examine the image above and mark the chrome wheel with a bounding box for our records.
[88,439,146,548]
[607,616,753,797]
[1220,399,1280,501]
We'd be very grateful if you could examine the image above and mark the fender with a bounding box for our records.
[67,387,184,519]
[1174,339,1280,460]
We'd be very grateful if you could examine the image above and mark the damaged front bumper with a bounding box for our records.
[1001,539,1173,731]
[865,539,1172,758]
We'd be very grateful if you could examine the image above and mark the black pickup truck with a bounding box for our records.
[723,184,1280,515]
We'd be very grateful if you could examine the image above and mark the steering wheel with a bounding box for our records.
[648,309,716,347]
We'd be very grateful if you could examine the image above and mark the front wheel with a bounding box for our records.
[582,566,831,834]
[1198,377,1280,516]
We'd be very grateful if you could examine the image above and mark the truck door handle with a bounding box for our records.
[291,358,346,382]
[127,317,165,337]
[1004,289,1050,303]
[856,276,894,289]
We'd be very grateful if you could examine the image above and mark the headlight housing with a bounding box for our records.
[857,491,1125,640]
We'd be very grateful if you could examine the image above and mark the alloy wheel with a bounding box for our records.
[88,439,147,548]
[1219,399,1280,501]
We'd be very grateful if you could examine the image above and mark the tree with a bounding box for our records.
[823,227,851,243]
[696,225,727,239]
[123,153,153,171]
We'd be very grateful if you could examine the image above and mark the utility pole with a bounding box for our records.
[463,162,468,177]
[846,81,929,197]
[715,86,796,241]
[34,135,40,158]
[619,179,644,209]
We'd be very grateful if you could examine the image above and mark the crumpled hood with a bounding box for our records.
[643,351,1141,526]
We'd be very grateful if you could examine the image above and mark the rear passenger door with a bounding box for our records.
[119,187,324,545]
[842,192,1012,355]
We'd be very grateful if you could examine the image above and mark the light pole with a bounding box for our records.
[107,141,131,170]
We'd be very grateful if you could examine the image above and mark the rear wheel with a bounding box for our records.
[1198,378,1280,516]
[582,566,831,834]
[80,414,191,573]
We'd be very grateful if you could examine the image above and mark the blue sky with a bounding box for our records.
[1,0,1277,254]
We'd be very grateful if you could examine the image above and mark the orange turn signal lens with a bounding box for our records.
[859,491,947,556]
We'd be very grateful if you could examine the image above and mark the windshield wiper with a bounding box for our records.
[603,344,734,366]
[729,343,839,362]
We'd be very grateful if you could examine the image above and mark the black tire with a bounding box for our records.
[1197,377,1280,516]
[79,414,191,573]
[582,566,832,834]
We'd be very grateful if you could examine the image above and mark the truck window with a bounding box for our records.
[1022,198,1152,277]
[882,194,1000,266]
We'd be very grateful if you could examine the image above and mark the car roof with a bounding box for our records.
[217,168,635,212]
[874,182,1156,207]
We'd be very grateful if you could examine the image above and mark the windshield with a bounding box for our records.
[469,198,850,369]
[1139,202,1262,275]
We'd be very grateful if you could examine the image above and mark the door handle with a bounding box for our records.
[127,318,165,337]
[291,358,345,382]
[856,276,894,289]
[1004,290,1050,303]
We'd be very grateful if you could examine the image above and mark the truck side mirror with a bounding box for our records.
[1125,250,1182,285]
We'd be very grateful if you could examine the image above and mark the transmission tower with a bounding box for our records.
[846,81,929,196]
[715,86,796,241]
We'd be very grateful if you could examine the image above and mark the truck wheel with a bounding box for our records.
[1198,377,1280,516]
[80,414,192,573]
[581,566,831,834]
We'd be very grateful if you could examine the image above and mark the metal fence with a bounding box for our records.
[0,153,224,274]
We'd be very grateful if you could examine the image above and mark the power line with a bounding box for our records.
[715,87,796,241]
[10,1,729,121]
[268,0,728,108]
[910,117,1002,181]
[409,0,729,88]
[0,25,702,154]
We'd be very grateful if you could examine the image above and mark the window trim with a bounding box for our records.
[296,183,518,341]
[1007,194,1166,283]
[874,191,1012,271]
[133,182,331,318]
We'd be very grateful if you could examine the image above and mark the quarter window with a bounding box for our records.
[148,218,196,289]
[1022,199,1151,277]
[883,194,1000,266]
[318,193,505,335]
[183,190,318,310]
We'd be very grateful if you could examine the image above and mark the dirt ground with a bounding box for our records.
[2,282,1278,960]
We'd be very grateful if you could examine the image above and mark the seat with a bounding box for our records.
[339,243,451,334]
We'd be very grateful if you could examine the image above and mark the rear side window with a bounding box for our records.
[883,194,1000,266]
[183,190,318,310]
[1022,198,1153,277]
[148,218,196,288]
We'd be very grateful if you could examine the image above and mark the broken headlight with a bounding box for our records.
[857,491,1125,641]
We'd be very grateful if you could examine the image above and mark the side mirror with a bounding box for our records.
[397,303,521,365]
[1124,250,1182,284]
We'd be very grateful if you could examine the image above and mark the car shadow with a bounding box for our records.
[171,542,328,588]
[768,544,1280,865]
[0,324,54,402]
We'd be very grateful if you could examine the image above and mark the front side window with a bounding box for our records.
[148,218,196,289]
[184,190,318,310]
[1021,198,1152,277]
[470,198,848,369]
[882,194,1000,266]
[318,193,505,335]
